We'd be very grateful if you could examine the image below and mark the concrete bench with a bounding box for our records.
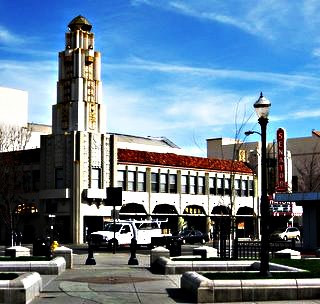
[150,247,170,272]
[0,272,42,304]
[181,272,320,303]
[53,246,73,268]
[274,248,301,259]
[0,256,66,275]
[193,246,218,258]
[5,246,31,258]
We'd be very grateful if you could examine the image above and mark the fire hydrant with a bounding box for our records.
[51,240,59,251]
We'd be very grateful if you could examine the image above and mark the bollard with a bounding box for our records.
[128,237,139,265]
[166,237,182,257]
[43,236,53,259]
[85,245,96,265]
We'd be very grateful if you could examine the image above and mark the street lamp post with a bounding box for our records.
[253,92,271,277]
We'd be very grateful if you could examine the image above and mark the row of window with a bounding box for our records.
[117,170,254,197]
[53,166,253,198]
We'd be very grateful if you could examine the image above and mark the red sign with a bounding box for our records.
[276,128,288,192]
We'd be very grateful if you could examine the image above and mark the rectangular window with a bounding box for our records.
[189,175,196,194]
[91,168,101,188]
[242,179,248,196]
[198,176,205,194]
[127,171,135,191]
[55,168,64,189]
[249,180,254,196]
[224,178,231,195]
[137,172,145,192]
[217,178,223,195]
[235,179,241,196]
[181,175,188,194]
[160,173,167,193]
[117,170,125,190]
[209,177,216,195]
[169,174,177,193]
[151,173,159,193]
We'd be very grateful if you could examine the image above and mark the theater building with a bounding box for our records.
[0,16,257,244]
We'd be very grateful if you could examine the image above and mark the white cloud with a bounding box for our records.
[105,58,320,90]
[0,26,24,45]
[104,81,253,137]
[293,109,320,119]
[134,0,320,45]
[312,48,320,57]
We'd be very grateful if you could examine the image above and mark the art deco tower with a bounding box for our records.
[40,16,113,244]
[53,15,106,134]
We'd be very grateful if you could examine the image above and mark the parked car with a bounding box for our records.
[177,229,209,244]
[270,227,300,241]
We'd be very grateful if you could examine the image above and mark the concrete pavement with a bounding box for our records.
[30,250,186,304]
[29,248,320,304]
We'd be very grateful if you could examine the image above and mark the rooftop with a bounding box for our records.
[118,148,253,174]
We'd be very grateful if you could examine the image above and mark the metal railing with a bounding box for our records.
[236,239,297,259]
[217,239,298,259]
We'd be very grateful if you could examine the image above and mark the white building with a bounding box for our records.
[0,87,28,127]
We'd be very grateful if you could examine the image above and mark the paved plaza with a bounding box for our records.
[26,248,320,304]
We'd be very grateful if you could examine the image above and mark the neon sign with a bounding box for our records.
[276,128,288,192]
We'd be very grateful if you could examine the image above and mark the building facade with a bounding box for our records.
[0,16,258,245]
[206,131,312,230]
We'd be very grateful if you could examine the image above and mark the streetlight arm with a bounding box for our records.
[244,130,262,137]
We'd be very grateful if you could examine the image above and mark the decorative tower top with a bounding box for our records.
[68,15,92,32]
[52,16,106,134]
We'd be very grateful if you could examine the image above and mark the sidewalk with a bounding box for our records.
[30,251,187,304]
[29,249,320,304]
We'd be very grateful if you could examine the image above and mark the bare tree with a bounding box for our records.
[294,143,320,192]
[0,124,32,245]
[210,100,254,257]
[0,123,31,152]
[228,101,253,254]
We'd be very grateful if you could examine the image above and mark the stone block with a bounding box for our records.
[0,272,42,304]
[0,257,66,275]
[213,279,242,302]
[150,246,170,266]
[242,279,297,301]
[193,246,218,258]
[53,246,73,268]
[274,248,301,259]
[297,278,320,299]
[5,246,30,258]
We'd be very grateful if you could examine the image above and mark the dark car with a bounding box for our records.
[177,229,209,244]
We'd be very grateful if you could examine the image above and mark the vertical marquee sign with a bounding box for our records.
[276,128,288,192]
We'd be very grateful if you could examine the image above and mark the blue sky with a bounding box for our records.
[1,0,320,156]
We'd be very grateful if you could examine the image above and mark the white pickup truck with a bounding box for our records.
[88,219,170,249]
